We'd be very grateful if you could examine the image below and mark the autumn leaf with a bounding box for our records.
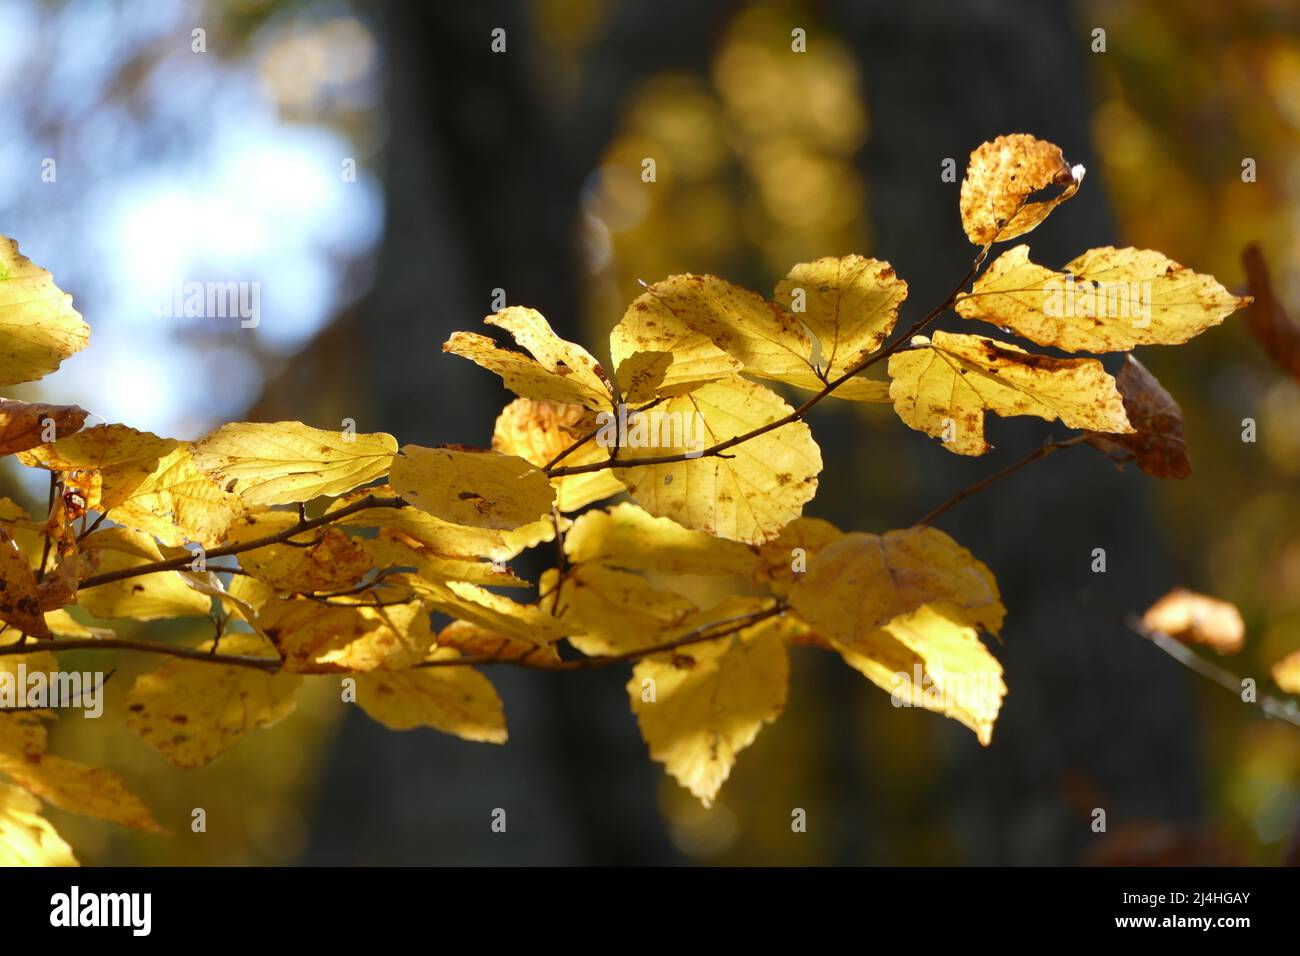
[390,443,555,531]
[1140,588,1245,655]
[491,398,624,512]
[629,609,789,806]
[562,502,760,578]
[0,525,50,639]
[0,399,87,457]
[750,516,844,597]
[327,485,510,559]
[542,563,697,657]
[227,511,371,593]
[361,529,526,588]
[0,745,163,833]
[959,134,1083,245]
[1241,243,1300,383]
[626,273,888,403]
[831,605,1006,745]
[190,420,397,506]
[1084,355,1190,478]
[609,288,744,400]
[0,783,77,866]
[107,444,244,546]
[354,651,507,742]
[773,255,907,379]
[435,619,564,669]
[444,307,614,410]
[789,526,1005,643]
[955,244,1248,352]
[76,527,212,621]
[612,376,821,544]
[260,598,435,673]
[1272,650,1300,695]
[0,237,90,386]
[18,423,179,511]
[125,632,300,768]
[888,330,1133,456]
[410,577,572,646]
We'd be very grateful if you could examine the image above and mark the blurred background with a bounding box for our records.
[1,0,1298,865]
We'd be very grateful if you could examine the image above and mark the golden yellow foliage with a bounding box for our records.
[390,443,555,530]
[190,420,397,506]
[612,376,821,543]
[959,134,1082,245]
[888,331,1133,456]
[125,633,301,768]
[956,244,1250,352]
[0,237,89,386]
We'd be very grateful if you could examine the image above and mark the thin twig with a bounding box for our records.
[0,637,278,672]
[1126,615,1300,729]
[914,434,1086,526]
[77,494,407,590]
[417,603,785,672]
[544,246,991,479]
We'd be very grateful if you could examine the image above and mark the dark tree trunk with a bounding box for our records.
[831,0,1204,864]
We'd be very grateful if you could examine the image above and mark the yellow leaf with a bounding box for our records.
[1272,650,1300,694]
[355,651,507,742]
[612,376,821,544]
[361,529,526,588]
[0,237,90,386]
[0,399,87,456]
[609,289,743,398]
[832,605,1006,745]
[42,608,113,639]
[750,516,844,596]
[0,752,162,832]
[227,512,371,593]
[0,711,48,761]
[190,421,397,506]
[389,444,555,531]
[125,632,300,768]
[327,485,509,559]
[630,273,874,404]
[629,614,788,806]
[773,255,907,378]
[0,524,50,638]
[435,620,564,669]
[491,398,624,512]
[107,444,243,546]
[444,306,614,410]
[17,424,178,509]
[959,134,1083,245]
[887,331,1133,456]
[0,783,77,866]
[0,498,44,568]
[563,502,760,577]
[1141,588,1245,655]
[956,245,1250,352]
[789,526,1005,642]
[410,578,572,646]
[542,564,696,657]
[76,527,212,621]
[259,598,434,673]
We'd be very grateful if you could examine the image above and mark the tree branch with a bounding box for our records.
[914,434,1085,526]
[544,245,991,479]
[76,494,408,590]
